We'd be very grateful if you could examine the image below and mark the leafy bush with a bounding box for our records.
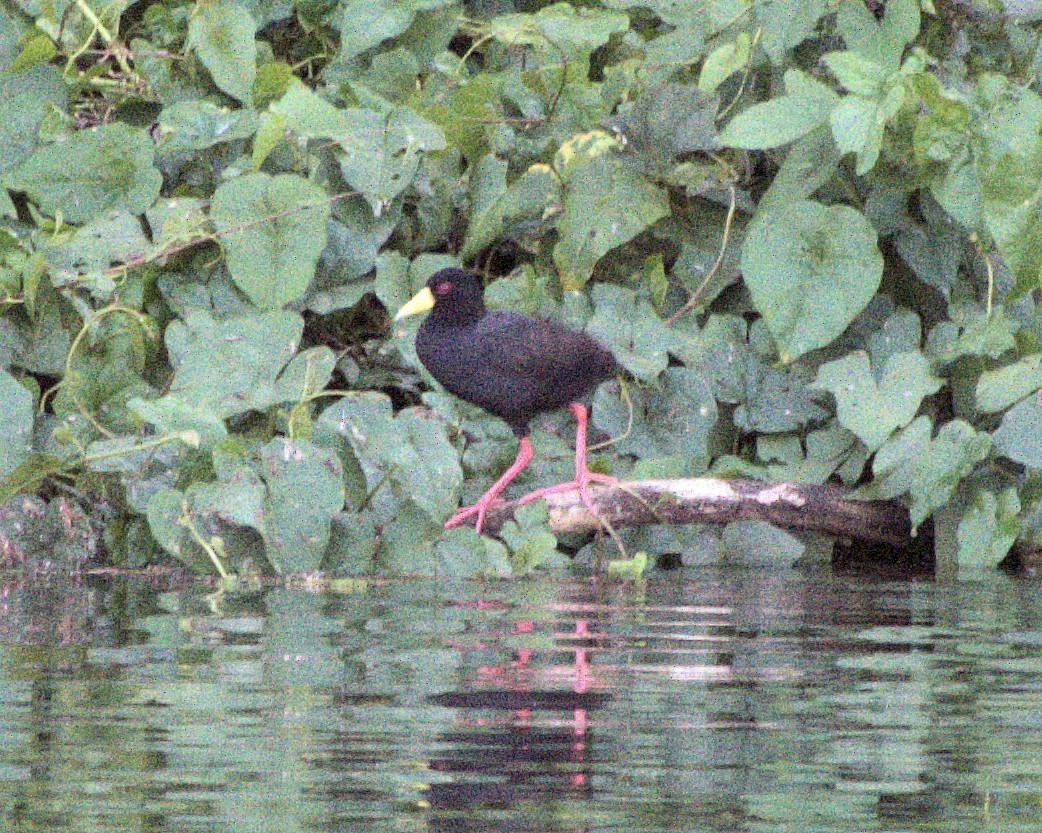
[0,0,1039,577]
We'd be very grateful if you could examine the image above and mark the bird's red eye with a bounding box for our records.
[435,280,453,295]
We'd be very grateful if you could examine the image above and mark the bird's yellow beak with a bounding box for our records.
[394,286,435,321]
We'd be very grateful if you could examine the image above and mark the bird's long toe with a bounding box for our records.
[444,494,504,534]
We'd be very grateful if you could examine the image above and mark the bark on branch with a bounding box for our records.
[480,478,914,548]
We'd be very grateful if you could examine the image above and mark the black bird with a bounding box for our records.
[395,268,619,533]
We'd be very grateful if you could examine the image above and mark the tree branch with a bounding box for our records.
[479,478,914,548]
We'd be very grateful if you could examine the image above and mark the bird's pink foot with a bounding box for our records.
[446,437,534,534]
[518,471,617,517]
[517,403,615,518]
[444,496,501,534]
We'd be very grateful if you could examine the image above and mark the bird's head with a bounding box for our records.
[394,268,485,325]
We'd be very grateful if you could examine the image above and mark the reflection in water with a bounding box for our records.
[0,568,1041,831]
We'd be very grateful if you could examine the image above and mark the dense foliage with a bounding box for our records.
[0,0,1040,578]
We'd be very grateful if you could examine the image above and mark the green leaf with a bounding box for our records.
[10,34,56,72]
[145,487,191,563]
[838,0,919,69]
[84,435,174,475]
[906,420,990,530]
[336,106,446,216]
[157,268,255,321]
[644,24,704,69]
[893,201,965,299]
[880,0,921,65]
[702,315,827,433]
[586,283,679,381]
[860,416,990,529]
[718,69,838,149]
[188,1,257,105]
[593,367,716,459]
[424,72,500,163]
[43,210,153,299]
[922,73,1042,241]
[147,198,209,251]
[270,80,351,137]
[994,396,1042,467]
[984,188,1042,301]
[829,93,885,175]
[553,153,669,290]
[742,201,883,362]
[308,196,400,313]
[461,159,561,260]
[698,36,749,93]
[532,2,629,55]
[912,72,971,163]
[210,173,330,310]
[324,511,378,574]
[490,3,628,63]
[252,111,284,169]
[461,154,508,256]
[755,0,827,64]
[129,397,228,448]
[335,0,443,63]
[606,550,648,579]
[0,65,66,177]
[976,354,1042,413]
[433,526,513,578]
[259,437,345,572]
[156,100,258,157]
[317,395,463,522]
[956,488,1020,578]
[813,350,943,451]
[356,47,422,103]
[861,415,931,500]
[762,421,864,484]
[397,5,460,64]
[498,501,559,575]
[822,51,886,97]
[0,454,67,501]
[253,60,293,108]
[377,408,464,520]
[3,123,162,224]
[272,346,336,404]
[0,4,31,73]
[0,369,33,481]
[155,309,306,419]
[927,305,1019,363]
[378,499,439,573]
[617,84,718,168]
[867,310,922,369]
[195,462,265,531]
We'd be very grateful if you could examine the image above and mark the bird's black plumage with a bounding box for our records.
[396,267,619,533]
[414,269,618,436]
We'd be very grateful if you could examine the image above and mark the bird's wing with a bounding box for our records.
[477,313,587,380]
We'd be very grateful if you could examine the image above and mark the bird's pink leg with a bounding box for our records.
[518,403,616,518]
[445,437,535,534]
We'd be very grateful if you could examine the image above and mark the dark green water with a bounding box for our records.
[1,566,1041,832]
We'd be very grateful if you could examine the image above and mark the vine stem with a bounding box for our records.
[81,431,199,464]
[180,510,232,580]
[972,234,995,318]
[104,189,356,279]
[665,183,738,325]
[70,0,136,78]
[59,304,152,440]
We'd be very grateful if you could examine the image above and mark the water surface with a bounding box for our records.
[1,566,1040,832]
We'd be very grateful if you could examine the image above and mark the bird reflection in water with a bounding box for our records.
[426,613,610,829]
